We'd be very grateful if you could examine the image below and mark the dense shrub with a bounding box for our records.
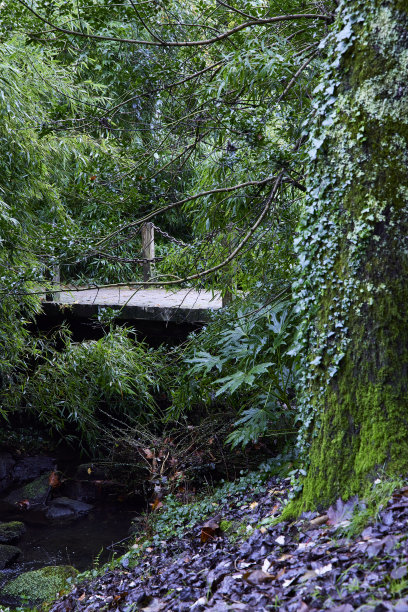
[16,327,168,452]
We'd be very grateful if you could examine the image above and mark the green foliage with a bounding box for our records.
[0,0,333,482]
[11,327,168,452]
[169,296,299,447]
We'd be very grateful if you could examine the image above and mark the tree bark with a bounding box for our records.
[294,0,408,509]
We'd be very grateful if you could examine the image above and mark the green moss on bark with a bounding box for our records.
[293,0,408,510]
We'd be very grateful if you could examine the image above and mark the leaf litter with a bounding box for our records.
[50,479,408,611]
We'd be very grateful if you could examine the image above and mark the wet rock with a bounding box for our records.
[0,544,21,569]
[4,472,51,507]
[59,479,101,502]
[46,496,93,521]
[1,565,78,604]
[12,455,55,485]
[0,452,16,492]
[60,477,120,503]
[0,521,26,544]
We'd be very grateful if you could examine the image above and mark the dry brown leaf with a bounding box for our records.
[48,471,61,488]
[243,570,275,585]
[201,516,221,543]
[15,499,30,510]
[150,498,163,512]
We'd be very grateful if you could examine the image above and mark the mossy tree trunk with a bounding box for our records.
[293,0,408,509]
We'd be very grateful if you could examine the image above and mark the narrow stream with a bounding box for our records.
[0,502,136,607]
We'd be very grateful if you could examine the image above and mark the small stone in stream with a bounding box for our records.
[0,521,26,543]
[46,496,93,520]
[0,543,21,568]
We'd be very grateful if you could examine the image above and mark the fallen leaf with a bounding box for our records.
[278,553,293,562]
[249,501,259,510]
[15,499,30,510]
[391,566,408,580]
[327,497,358,526]
[314,563,332,576]
[243,570,274,585]
[150,498,163,512]
[282,575,298,588]
[300,569,318,582]
[201,516,221,543]
[49,471,61,488]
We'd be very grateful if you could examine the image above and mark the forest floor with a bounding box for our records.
[47,472,408,612]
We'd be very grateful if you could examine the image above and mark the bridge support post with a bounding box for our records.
[142,222,155,285]
[222,228,236,307]
[45,265,60,302]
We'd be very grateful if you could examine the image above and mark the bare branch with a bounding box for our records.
[93,176,281,249]
[16,0,332,47]
[215,0,257,20]
[128,0,166,44]
[277,50,319,102]
[108,60,225,117]
[5,173,285,296]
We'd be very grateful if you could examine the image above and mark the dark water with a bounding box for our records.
[0,504,136,606]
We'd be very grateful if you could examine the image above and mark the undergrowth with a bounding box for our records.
[168,294,299,449]
[3,326,169,454]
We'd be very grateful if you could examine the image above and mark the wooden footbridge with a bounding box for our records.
[41,287,223,324]
[41,224,226,325]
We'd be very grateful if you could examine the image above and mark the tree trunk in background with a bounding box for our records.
[293,0,408,509]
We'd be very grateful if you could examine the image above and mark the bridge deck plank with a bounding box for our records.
[42,287,223,323]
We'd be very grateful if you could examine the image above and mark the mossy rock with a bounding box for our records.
[2,565,78,603]
[0,521,26,544]
[0,544,21,569]
[4,473,50,506]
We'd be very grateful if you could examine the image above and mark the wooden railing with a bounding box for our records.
[46,222,235,305]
